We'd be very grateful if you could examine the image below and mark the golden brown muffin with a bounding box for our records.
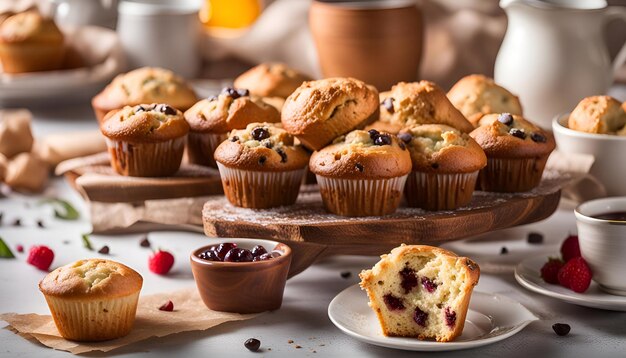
[0,11,65,73]
[447,74,523,127]
[470,113,555,192]
[281,77,379,151]
[360,244,479,342]
[379,81,474,133]
[399,124,486,210]
[92,67,198,123]
[214,122,310,209]
[234,62,313,99]
[39,259,143,342]
[309,129,411,216]
[184,87,280,167]
[101,103,189,177]
[568,95,626,134]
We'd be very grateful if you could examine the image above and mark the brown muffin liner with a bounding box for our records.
[478,156,549,193]
[186,132,227,168]
[216,163,305,208]
[316,175,408,217]
[404,171,479,211]
[105,137,185,177]
[43,292,140,342]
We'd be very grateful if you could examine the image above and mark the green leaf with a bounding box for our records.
[40,198,80,221]
[0,237,15,259]
[82,234,93,251]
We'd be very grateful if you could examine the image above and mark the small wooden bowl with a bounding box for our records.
[190,239,292,314]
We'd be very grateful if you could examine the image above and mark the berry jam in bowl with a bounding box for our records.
[190,238,292,313]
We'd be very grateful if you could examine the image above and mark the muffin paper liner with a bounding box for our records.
[479,156,548,193]
[405,171,479,211]
[43,292,140,342]
[186,132,227,168]
[315,175,408,216]
[216,163,305,208]
[105,137,185,177]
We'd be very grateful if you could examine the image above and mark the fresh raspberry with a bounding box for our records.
[557,257,592,293]
[158,300,174,311]
[560,235,581,262]
[27,245,54,271]
[16,244,24,253]
[148,250,174,275]
[540,258,564,284]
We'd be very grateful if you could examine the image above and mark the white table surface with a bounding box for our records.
[2,102,626,358]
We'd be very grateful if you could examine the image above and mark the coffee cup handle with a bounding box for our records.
[606,6,626,76]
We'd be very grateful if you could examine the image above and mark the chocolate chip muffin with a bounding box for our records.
[100,103,189,177]
[379,81,474,133]
[0,11,65,73]
[309,129,411,216]
[281,77,379,151]
[470,113,555,192]
[447,74,523,127]
[399,124,486,210]
[214,122,310,209]
[568,95,626,135]
[184,87,280,167]
[234,62,313,99]
[92,67,198,123]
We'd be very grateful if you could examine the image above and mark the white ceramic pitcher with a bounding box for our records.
[495,0,626,128]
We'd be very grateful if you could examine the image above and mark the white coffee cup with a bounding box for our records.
[575,196,626,296]
[117,0,203,78]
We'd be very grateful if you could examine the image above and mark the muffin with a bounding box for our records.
[92,67,198,123]
[282,77,379,151]
[568,95,626,134]
[234,62,313,99]
[214,122,310,209]
[100,103,189,177]
[470,113,556,192]
[399,124,486,210]
[447,74,523,127]
[309,129,411,216]
[0,11,65,73]
[39,259,143,342]
[184,87,280,167]
[359,244,480,342]
[379,81,474,133]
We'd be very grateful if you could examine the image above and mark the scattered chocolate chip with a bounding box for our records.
[36,220,45,228]
[510,128,526,139]
[500,246,509,254]
[398,142,406,150]
[531,132,547,143]
[276,148,287,163]
[230,136,239,142]
[12,219,21,227]
[381,97,395,113]
[552,323,571,336]
[263,141,272,148]
[295,345,302,349]
[288,340,294,344]
[374,134,392,146]
[527,232,544,244]
[355,163,364,172]
[207,95,218,101]
[158,104,177,115]
[135,105,147,113]
[221,87,247,99]
[498,113,514,125]
[368,129,379,139]
[237,88,250,97]
[340,271,351,279]
[98,246,110,254]
[397,132,412,143]
[431,163,440,169]
[158,300,174,311]
[251,127,270,141]
[140,237,151,248]
[244,338,261,352]
[258,156,267,165]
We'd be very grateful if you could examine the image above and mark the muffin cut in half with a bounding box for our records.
[359,245,480,342]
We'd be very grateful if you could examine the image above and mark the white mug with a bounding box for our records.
[50,0,119,29]
[117,0,203,78]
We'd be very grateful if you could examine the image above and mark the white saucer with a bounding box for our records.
[327,284,538,352]
[515,255,626,311]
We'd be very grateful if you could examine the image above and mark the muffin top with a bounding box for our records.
[447,74,523,126]
[184,87,280,133]
[214,122,310,172]
[470,113,556,158]
[0,11,63,44]
[100,103,189,143]
[398,124,487,173]
[39,259,143,299]
[568,95,626,134]
[309,129,411,179]
[379,81,474,133]
[234,63,313,98]
[92,67,198,112]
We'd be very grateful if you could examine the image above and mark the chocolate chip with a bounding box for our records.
[207,95,218,101]
[221,87,245,99]
[263,141,272,148]
[140,237,151,247]
[552,323,571,336]
[399,142,406,150]
[509,128,526,139]
[431,163,439,169]
[527,232,544,244]
[397,132,413,143]
[381,97,395,113]
[374,134,392,146]
[340,271,351,279]
[251,127,270,141]
[135,105,147,113]
[500,246,509,254]
[230,136,239,142]
[498,113,514,125]
[244,338,261,352]
[98,246,110,254]
[368,129,379,139]
[36,220,45,228]
[12,219,21,227]
[276,148,287,163]
[236,88,250,97]
[355,163,364,172]
[531,132,547,143]
[258,156,267,165]
[158,104,177,115]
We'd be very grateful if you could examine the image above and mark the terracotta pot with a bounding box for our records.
[309,0,423,91]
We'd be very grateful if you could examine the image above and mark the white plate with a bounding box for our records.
[327,284,538,352]
[515,255,626,311]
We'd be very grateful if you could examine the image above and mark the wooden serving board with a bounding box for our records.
[203,170,571,277]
